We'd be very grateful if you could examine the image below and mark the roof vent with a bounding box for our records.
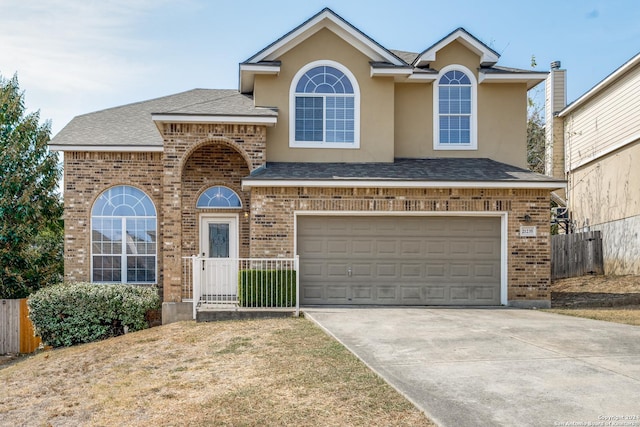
[550,60,562,70]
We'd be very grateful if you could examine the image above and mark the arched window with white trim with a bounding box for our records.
[91,186,157,283]
[196,186,242,208]
[290,60,360,148]
[434,65,477,150]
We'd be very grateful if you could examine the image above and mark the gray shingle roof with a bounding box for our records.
[50,89,277,148]
[248,158,564,183]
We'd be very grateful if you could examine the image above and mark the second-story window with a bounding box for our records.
[434,65,477,150]
[290,61,360,148]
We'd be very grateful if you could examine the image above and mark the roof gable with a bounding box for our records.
[239,8,407,93]
[244,8,405,66]
[413,27,499,68]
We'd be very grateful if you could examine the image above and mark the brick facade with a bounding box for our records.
[250,187,551,305]
[63,128,552,306]
[157,123,267,302]
[63,151,164,291]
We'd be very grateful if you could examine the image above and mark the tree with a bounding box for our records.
[527,55,546,174]
[527,98,546,174]
[0,73,63,299]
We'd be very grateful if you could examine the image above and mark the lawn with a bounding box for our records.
[546,274,640,326]
[0,317,434,427]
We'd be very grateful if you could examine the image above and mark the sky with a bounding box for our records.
[1,0,639,136]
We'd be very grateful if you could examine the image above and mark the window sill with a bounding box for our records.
[290,141,360,149]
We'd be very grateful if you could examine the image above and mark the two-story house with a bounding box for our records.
[545,53,640,275]
[50,8,564,323]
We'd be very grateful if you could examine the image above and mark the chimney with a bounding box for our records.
[544,61,567,180]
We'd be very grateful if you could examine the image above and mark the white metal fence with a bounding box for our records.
[183,256,300,319]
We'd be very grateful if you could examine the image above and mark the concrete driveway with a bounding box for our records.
[305,308,640,427]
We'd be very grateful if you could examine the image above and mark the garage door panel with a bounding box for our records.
[427,240,448,254]
[475,286,498,301]
[400,287,422,302]
[303,286,324,301]
[425,286,447,301]
[401,263,422,278]
[377,264,397,277]
[326,286,348,300]
[327,263,348,278]
[426,264,446,278]
[376,286,398,300]
[351,285,373,301]
[352,240,373,255]
[450,263,471,278]
[327,240,349,255]
[376,240,398,255]
[298,216,501,306]
[450,286,472,301]
[352,263,372,277]
[400,240,422,255]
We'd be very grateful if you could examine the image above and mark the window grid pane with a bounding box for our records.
[294,65,355,144]
[91,186,157,283]
[439,70,472,145]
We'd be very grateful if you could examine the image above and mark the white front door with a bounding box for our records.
[199,215,238,302]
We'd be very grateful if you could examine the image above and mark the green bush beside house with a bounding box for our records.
[28,283,160,348]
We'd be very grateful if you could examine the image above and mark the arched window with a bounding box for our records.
[434,65,477,150]
[91,186,157,283]
[290,61,359,148]
[196,186,242,208]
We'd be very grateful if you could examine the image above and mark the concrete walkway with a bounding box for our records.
[305,308,640,427]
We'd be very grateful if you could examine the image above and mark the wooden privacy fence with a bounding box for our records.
[551,231,604,280]
[0,299,42,354]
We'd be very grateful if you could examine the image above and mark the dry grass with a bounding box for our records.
[547,275,640,326]
[550,274,640,293]
[545,305,640,326]
[0,317,433,427]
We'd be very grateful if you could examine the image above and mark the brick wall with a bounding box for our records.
[250,186,552,305]
[158,123,267,301]
[63,152,164,291]
[181,144,251,259]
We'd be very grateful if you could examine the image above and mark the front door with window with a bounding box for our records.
[199,215,238,303]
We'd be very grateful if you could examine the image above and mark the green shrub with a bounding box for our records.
[27,282,160,347]
[238,270,296,307]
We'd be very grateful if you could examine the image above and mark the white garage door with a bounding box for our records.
[297,216,501,306]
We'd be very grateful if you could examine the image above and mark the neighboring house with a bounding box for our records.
[50,8,563,322]
[546,53,640,275]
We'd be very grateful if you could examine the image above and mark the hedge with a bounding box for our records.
[238,270,296,307]
[27,282,160,347]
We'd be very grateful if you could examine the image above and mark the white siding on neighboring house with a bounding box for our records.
[564,65,640,171]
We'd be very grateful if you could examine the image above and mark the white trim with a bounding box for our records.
[239,63,281,74]
[294,210,508,306]
[370,67,413,77]
[199,213,239,259]
[433,64,478,151]
[560,52,640,117]
[242,179,566,190]
[478,71,547,90]
[152,114,277,126]
[406,73,439,82]
[246,9,404,66]
[90,186,158,285]
[49,145,164,152]
[289,60,361,149]
[414,29,499,68]
[568,132,640,171]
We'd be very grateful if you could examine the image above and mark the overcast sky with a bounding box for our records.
[1,0,639,136]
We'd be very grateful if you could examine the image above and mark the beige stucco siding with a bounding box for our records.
[394,39,527,166]
[254,28,395,162]
[569,140,640,226]
[477,83,528,168]
[564,65,640,171]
